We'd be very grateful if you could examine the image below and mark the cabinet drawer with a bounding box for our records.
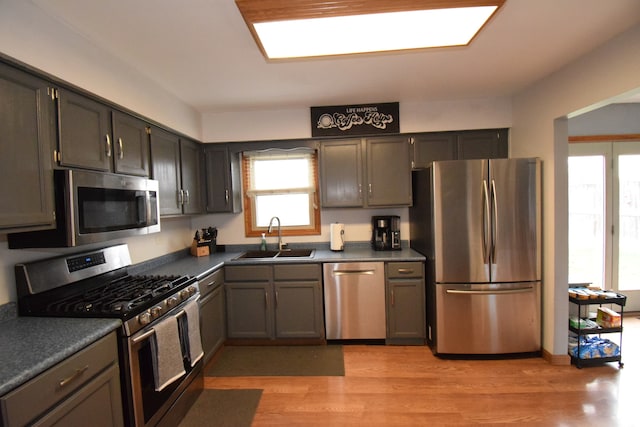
[225,265,271,282]
[1,332,118,427]
[199,268,224,298]
[273,264,321,281]
[387,262,423,279]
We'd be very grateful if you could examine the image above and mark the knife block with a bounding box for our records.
[190,239,210,257]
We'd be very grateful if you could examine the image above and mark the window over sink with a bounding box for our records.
[242,148,321,237]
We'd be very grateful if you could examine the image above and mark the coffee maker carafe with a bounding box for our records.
[372,215,401,251]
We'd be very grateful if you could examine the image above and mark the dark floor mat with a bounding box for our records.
[206,345,345,377]
[179,389,262,427]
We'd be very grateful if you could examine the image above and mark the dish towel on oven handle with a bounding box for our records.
[151,315,186,391]
[180,299,204,367]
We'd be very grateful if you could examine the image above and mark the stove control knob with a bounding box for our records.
[150,306,162,319]
[166,296,178,308]
[187,285,196,296]
[180,289,189,300]
[138,311,152,326]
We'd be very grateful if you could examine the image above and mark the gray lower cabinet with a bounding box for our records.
[0,331,123,427]
[273,264,324,339]
[320,136,412,208]
[199,268,226,364]
[0,63,56,232]
[225,264,324,340]
[149,127,204,216]
[386,262,426,345]
[57,88,150,176]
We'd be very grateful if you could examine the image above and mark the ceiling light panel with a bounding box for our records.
[236,0,505,60]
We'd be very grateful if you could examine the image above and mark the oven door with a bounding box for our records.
[126,296,202,427]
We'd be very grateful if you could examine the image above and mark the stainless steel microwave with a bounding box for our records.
[8,169,160,248]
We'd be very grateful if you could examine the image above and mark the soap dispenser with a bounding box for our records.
[260,233,267,251]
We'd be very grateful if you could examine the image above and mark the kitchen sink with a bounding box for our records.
[235,248,314,259]
[276,248,314,257]
[237,250,279,258]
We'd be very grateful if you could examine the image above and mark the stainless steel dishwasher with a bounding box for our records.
[323,262,386,339]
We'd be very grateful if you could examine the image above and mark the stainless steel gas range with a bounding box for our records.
[15,244,203,427]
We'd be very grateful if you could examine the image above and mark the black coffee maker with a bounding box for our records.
[371,215,401,251]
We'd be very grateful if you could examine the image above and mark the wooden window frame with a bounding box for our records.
[242,150,321,237]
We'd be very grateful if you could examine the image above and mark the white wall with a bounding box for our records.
[202,97,512,142]
[0,0,201,139]
[512,24,640,356]
[569,103,640,136]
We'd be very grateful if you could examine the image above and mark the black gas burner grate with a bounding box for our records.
[45,274,186,316]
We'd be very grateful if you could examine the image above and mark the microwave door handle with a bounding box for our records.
[146,191,152,225]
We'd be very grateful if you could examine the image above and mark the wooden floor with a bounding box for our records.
[203,316,640,426]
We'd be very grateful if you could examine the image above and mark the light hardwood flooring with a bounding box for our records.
[203,316,640,426]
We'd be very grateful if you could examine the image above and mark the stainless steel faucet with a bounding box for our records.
[267,216,283,250]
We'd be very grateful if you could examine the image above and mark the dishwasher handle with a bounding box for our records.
[333,269,376,276]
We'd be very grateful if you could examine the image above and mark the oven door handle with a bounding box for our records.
[131,296,199,344]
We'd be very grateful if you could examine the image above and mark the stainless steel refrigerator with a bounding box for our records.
[410,158,541,355]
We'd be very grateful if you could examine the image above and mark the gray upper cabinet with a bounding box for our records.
[57,88,112,172]
[0,63,56,232]
[57,89,150,176]
[320,139,363,207]
[366,136,412,207]
[149,127,204,216]
[150,127,182,215]
[111,110,151,176]
[320,137,412,208]
[456,129,508,160]
[410,133,457,169]
[179,138,205,215]
[412,129,509,169]
[204,144,241,213]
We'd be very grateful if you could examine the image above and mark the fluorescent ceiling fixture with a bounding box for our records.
[236,1,504,60]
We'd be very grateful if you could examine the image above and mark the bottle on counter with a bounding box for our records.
[260,233,267,251]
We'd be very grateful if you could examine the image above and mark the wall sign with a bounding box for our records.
[311,102,399,137]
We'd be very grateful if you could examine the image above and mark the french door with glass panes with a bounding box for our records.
[568,141,640,311]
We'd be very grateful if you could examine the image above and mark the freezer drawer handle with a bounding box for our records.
[446,287,534,295]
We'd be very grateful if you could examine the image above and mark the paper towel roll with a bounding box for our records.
[330,223,344,251]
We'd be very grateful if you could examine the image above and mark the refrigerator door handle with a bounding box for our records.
[482,179,491,265]
[491,179,498,264]
[446,286,534,295]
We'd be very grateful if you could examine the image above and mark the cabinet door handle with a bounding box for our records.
[178,189,184,205]
[225,189,229,203]
[184,189,190,205]
[275,290,279,308]
[105,135,112,157]
[391,290,395,307]
[265,290,269,309]
[59,365,89,388]
[368,183,372,196]
[118,137,124,159]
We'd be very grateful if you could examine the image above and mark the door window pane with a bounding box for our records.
[568,156,605,288]
[617,155,640,291]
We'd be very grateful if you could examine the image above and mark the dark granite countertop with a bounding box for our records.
[136,243,425,280]
[0,316,121,396]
